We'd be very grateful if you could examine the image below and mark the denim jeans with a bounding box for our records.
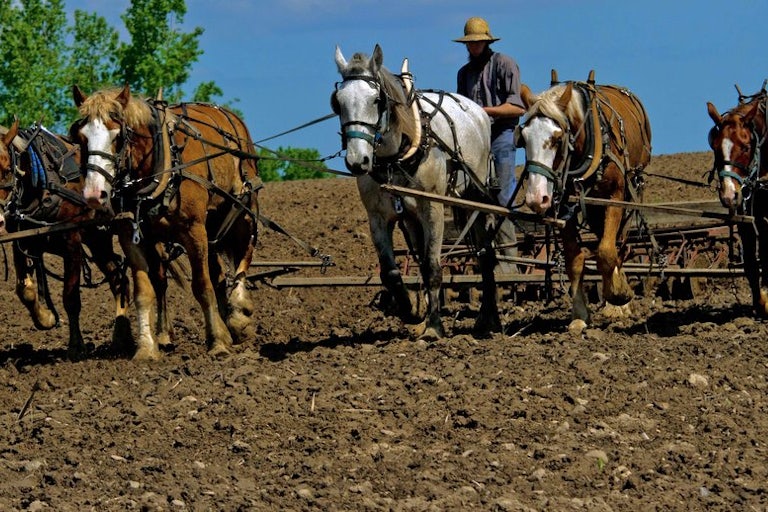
[492,128,517,207]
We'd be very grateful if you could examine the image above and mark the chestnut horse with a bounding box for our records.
[70,86,261,360]
[707,83,768,316]
[0,120,128,359]
[332,44,501,339]
[519,71,652,332]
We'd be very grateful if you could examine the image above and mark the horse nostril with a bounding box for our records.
[100,190,109,202]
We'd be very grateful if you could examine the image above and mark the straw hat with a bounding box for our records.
[453,17,500,43]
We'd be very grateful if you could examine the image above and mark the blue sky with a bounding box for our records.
[67,0,768,166]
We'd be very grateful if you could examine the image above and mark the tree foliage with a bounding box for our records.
[0,0,325,181]
[118,0,202,102]
[258,147,331,182]
[0,0,71,128]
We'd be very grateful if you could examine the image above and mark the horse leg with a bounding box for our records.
[116,225,161,361]
[147,242,174,349]
[472,213,502,337]
[757,217,768,316]
[370,216,420,325]
[740,221,768,316]
[61,232,87,360]
[85,227,132,353]
[179,222,233,358]
[563,220,590,333]
[13,244,57,330]
[217,218,257,345]
[597,205,633,306]
[412,201,446,341]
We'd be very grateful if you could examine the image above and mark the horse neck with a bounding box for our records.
[376,71,415,157]
[753,98,768,172]
[127,122,160,178]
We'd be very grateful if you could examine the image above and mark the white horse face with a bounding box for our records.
[714,136,741,209]
[334,79,381,175]
[521,116,561,214]
[77,117,120,207]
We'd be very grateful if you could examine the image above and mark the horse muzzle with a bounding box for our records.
[344,155,372,176]
[524,161,557,215]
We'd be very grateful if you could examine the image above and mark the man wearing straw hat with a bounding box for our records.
[455,16,525,272]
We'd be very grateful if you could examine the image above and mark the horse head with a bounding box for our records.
[707,97,765,211]
[519,82,576,215]
[0,119,20,233]
[71,84,152,214]
[333,44,408,176]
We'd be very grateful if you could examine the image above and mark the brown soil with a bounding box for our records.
[2,151,767,511]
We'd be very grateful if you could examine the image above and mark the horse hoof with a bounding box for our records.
[418,326,444,342]
[406,320,428,339]
[67,346,87,362]
[568,319,588,336]
[156,332,174,349]
[32,309,57,330]
[133,346,161,361]
[602,303,631,319]
[472,313,501,339]
[208,342,232,359]
[228,310,256,345]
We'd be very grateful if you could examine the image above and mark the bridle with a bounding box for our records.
[334,74,391,151]
[520,113,572,187]
[78,115,132,189]
[709,106,766,202]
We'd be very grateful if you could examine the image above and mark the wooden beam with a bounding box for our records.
[380,183,565,228]
[268,266,744,288]
[0,218,104,244]
[566,195,753,224]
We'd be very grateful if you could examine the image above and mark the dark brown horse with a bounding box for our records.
[70,85,261,360]
[519,71,652,333]
[0,120,128,359]
[707,83,768,316]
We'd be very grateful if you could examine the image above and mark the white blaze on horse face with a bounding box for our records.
[718,137,739,208]
[336,80,380,175]
[522,117,559,215]
[80,118,119,205]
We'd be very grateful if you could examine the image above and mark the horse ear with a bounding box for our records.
[330,91,340,115]
[557,82,573,111]
[706,102,722,126]
[371,44,383,74]
[73,85,87,108]
[335,45,347,72]
[744,100,761,125]
[521,84,535,109]
[116,84,131,109]
[1,117,19,148]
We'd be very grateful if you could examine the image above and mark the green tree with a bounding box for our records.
[68,10,120,95]
[0,0,325,180]
[118,0,202,101]
[0,0,70,128]
[257,147,331,182]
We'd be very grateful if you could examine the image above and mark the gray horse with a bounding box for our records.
[332,44,501,339]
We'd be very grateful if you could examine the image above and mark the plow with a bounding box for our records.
[252,182,748,304]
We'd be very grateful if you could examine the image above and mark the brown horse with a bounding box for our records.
[519,71,652,333]
[707,83,768,316]
[0,120,129,359]
[70,85,261,360]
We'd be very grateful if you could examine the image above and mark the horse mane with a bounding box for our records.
[342,52,418,145]
[76,87,154,129]
[526,83,584,128]
[378,68,418,145]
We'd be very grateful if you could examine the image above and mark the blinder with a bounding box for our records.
[707,125,719,149]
